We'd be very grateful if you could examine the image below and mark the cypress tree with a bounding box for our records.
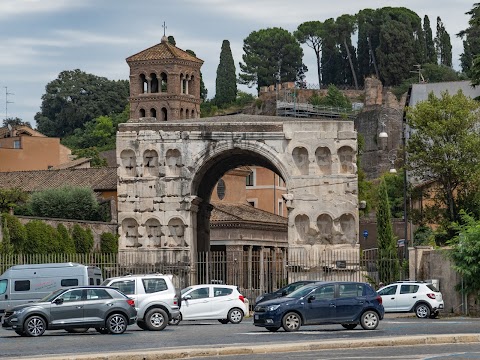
[376,178,400,284]
[435,17,453,67]
[215,40,237,107]
[423,15,436,64]
[0,217,14,254]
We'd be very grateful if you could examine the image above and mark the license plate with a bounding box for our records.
[254,314,259,320]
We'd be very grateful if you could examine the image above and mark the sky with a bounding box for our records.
[0,0,476,128]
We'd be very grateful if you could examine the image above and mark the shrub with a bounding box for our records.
[1,213,27,252]
[100,232,119,253]
[24,220,59,254]
[0,216,14,254]
[72,224,94,253]
[57,224,76,253]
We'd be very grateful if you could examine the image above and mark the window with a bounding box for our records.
[247,199,257,208]
[142,278,167,294]
[60,289,83,302]
[188,287,210,299]
[214,287,233,297]
[87,289,112,300]
[14,280,30,292]
[13,140,20,149]
[111,280,135,295]
[61,279,79,287]
[400,285,419,294]
[339,284,364,298]
[89,278,94,285]
[278,200,284,216]
[0,279,7,295]
[378,285,397,296]
[246,171,255,186]
[312,285,335,300]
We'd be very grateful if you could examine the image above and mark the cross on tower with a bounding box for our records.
[162,21,167,36]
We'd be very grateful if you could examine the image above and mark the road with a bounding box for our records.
[1,315,480,359]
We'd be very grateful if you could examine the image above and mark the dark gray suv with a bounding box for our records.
[2,286,137,336]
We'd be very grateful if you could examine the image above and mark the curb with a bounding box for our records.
[16,333,480,360]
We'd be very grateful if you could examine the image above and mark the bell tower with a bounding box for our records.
[126,35,204,121]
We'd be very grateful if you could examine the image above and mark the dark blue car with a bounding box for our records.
[253,281,384,332]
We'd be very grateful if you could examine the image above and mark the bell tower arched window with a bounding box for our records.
[150,73,158,93]
[139,108,146,118]
[161,73,168,92]
[140,74,147,94]
[161,108,167,121]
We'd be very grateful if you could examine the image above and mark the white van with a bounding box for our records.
[0,262,103,314]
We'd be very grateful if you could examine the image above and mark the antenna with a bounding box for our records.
[410,65,425,83]
[5,87,14,121]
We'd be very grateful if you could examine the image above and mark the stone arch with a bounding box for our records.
[315,146,332,175]
[150,73,158,93]
[294,214,310,244]
[339,213,356,244]
[120,149,136,177]
[338,146,355,174]
[139,108,146,118]
[122,218,140,248]
[143,149,158,176]
[161,107,167,121]
[150,108,157,118]
[180,108,184,119]
[292,146,309,175]
[140,73,147,94]
[165,148,182,176]
[165,217,186,247]
[185,109,190,119]
[145,218,162,248]
[160,72,168,92]
[317,214,333,244]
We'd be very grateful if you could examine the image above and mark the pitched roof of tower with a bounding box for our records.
[126,37,204,64]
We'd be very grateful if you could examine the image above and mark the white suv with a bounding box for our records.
[102,274,180,330]
[377,281,444,318]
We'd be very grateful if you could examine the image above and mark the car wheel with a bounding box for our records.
[415,303,431,318]
[136,320,148,330]
[429,311,439,319]
[24,315,46,337]
[227,308,244,324]
[360,310,379,330]
[169,313,182,325]
[218,319,229,324]
[106,313,127,335]
[95,327,110,334]
[15,330,26,336]
[282,312,301,332]
[266,326,280,332]
[341,323,358,330]
[145,308,168,331]
[65,327,89,333]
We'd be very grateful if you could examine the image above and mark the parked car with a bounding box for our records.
[102,274,180,331]
[255,281,317,305]
[253,281,384,332]
[377,281,444,318]
[2,286,137,337]
[169,284,247,325]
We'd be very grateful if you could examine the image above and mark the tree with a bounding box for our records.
[2,117,31,129]
[35,69,129,138]
[458,3,480,75]
[423,15,437,64]
[321,18,343,87]
[28,186,101,221]
[0,216,14,254]
[335,14,359,89]
[376,178,400,284]
[406,90,480,226]
[357,9,380,82]
[295,21,325,87]
[1,213,27,252]
[24,220,59,254]
[239,27,307,91]
[57,224,76,253]
[167,36,176,46]
[72,224,94,253]
[215,40,237,107]
[100,232,118,253]
[434,17,452,67]
[0,188,28,213]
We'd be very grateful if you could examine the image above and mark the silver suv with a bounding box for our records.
[378,281,444,318]
[102,274,180,331]
[2,286,137,336]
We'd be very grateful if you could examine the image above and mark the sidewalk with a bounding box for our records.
[17,333,480,360]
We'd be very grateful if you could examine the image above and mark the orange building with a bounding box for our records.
[0,126,72,172]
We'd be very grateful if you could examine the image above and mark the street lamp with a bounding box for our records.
[388,150,397,174]
[378,121,388,139]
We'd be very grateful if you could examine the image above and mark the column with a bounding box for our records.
[248,246,253,290]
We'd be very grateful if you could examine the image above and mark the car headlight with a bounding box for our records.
[266,304,280,311]
[13,308,26,315]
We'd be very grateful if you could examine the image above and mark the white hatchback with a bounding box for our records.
[169,284,248,325]
[377,281,444,318]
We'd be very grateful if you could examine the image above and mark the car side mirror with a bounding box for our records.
[307,295,315,303]
[54,298,64,305]
[183,295,192,300]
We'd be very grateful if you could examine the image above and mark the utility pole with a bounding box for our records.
[5,87,14,120]
[410,65,425,83]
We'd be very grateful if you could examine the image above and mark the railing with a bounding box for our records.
[0,249,406,306]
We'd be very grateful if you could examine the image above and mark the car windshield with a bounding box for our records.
[39,288,66,302]
[286,285,315,298]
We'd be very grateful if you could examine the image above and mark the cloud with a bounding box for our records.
[0,0,91,20]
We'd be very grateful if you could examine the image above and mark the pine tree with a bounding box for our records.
[376,178,400,284]
[435,17,453,67]
[423,15,437,64]
[458,3,480,76]
[215,40,237,107]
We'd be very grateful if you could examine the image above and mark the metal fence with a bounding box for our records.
[0,248,406,306]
